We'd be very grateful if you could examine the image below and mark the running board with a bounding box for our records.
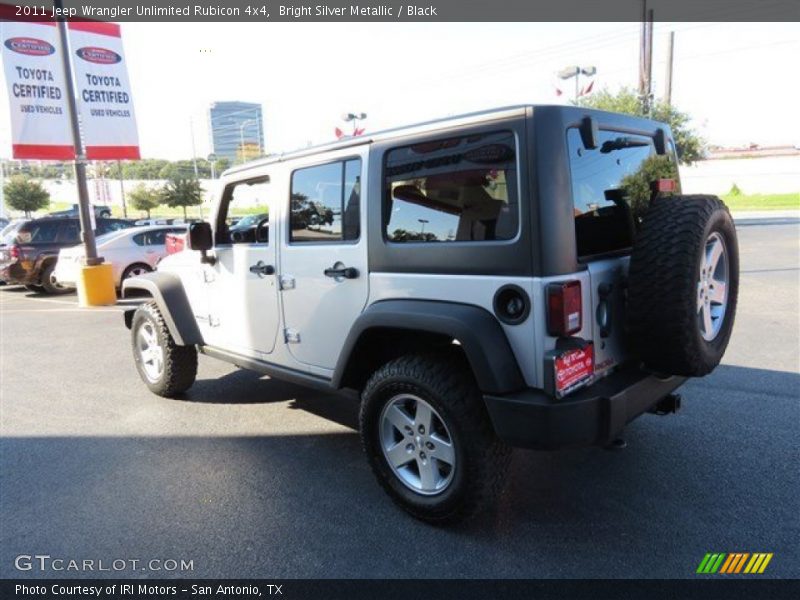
[199,346,342,395]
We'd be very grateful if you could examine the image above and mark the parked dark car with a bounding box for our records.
[0,217,133,294]
[48,204,112,219]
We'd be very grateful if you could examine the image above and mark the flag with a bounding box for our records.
[335,127,344,139]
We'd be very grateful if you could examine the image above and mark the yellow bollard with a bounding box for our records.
[76,263,117,307]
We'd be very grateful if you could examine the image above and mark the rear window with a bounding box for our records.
[384,130,519,243]
[18,220,61,243]
[568,128,676,258]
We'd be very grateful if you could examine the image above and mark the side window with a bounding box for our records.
[384,130,518,243]
[147,230,168,246]
[24,221,59,243]
[132,233,146,246]
[57,221,80,243]
[290,158,361,243]
[217,178,270,245]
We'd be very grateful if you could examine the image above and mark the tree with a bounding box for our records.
[4,176,49,217]
[619,154,679,220]
[127,184,162,218]
[161,177,203,219]
[578,87,704,164]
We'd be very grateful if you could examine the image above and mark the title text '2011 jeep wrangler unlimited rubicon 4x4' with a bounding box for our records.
[123,106,738,523]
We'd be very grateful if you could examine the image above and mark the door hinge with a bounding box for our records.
[279,275,295,290]
[209,315,220,327]
[202,270,215,283]
[283,328,300,343]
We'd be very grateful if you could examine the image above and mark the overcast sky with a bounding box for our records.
[1,21,798,160]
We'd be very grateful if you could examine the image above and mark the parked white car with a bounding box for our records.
[54,225,187,289]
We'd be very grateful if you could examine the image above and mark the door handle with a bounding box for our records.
[249,260,275,277]
[324,265,359,280]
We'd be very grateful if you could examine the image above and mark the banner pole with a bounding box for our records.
[54,0,100,266]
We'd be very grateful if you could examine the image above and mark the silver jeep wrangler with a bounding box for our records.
[124,105,739,523]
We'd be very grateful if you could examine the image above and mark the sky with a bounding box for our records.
[1,21,799,160]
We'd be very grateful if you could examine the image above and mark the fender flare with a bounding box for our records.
[332,299,525,394]
[121,271,203,346]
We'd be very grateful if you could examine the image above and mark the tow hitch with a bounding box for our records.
[649,393,682,416]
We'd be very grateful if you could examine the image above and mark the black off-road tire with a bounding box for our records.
[131,301,197,397]
[40,261,73,295]
[627,195,739,376]
[360,352,511,524]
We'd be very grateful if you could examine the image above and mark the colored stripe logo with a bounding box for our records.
[697,552,773,574]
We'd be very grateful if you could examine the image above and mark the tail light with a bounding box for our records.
[9,244,20,260]
[547,280,582,337]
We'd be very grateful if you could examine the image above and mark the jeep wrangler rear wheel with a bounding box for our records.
[627,195,739,376]
[360,353,511,523]
[131,301,197,397]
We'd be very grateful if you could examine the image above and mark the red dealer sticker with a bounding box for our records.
[554,343,594,396]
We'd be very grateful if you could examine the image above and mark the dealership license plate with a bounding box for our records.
[554,343,594,397]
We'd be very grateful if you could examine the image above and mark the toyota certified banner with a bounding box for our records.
[0,16,139,160]
[67,20,140,160]
[0,19,74,159]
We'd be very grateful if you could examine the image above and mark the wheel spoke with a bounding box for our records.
[414,401,433,434]
[430,434,455,466]
[709,280,726,304]
[706,238,723,273]
[702,303,713,336]
[385,405,414,433]
[417,457,437,490]
[385,441,413,468]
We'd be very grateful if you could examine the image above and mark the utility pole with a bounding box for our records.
[664,30,675,105]
[55,0,100,266]
[638,1,654,115]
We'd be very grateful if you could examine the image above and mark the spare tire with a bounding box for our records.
[627,195,739,377]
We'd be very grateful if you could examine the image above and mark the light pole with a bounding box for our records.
[342,112,367,135]
[418,218,429,235]
[558,65,596,103]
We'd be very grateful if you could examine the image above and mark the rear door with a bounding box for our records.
[279,151,368,370]
[567,127,675,376]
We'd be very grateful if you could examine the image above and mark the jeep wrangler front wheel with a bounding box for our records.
[360,353,511,523]
[131,301,198,397]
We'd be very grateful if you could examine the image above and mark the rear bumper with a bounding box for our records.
[0,262,36,285]
[483,367,686,449]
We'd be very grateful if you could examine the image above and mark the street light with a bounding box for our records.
[418,218,429,234]
[558,65,596,102]
[342,112,367,135]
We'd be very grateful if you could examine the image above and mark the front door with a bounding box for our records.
[205,177,279,357]
[279,154,368,370]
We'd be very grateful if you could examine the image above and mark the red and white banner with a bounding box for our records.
[1,20,75,159]
[1,17,139,160]
[68,21,139,160]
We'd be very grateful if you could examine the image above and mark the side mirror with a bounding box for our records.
[579,116,599,150]
[187,222,215,265]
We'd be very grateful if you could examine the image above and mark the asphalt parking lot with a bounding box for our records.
[1,222,798,579]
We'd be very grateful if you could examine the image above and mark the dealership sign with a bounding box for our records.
[67,21,139,159]
[1,19,140,160]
